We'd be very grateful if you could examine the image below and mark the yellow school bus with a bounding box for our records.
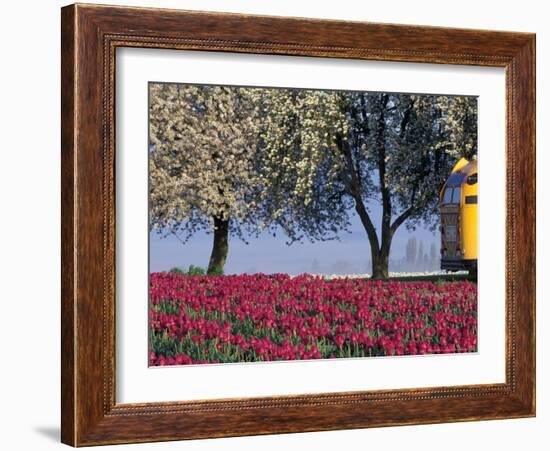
[440,157,478,274]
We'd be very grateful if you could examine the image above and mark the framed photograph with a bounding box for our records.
[61,3,535,446]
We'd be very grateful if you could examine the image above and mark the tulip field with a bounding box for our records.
[149,272,477,366]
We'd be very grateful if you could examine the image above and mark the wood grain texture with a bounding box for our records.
[61,3,536,446]
[60,5,76,445]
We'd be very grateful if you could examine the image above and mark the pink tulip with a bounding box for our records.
[148,273,477,365]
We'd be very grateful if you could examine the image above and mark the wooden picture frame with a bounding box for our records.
[61,3,535,446]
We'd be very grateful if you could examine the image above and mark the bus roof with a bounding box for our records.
[451,158,477,177]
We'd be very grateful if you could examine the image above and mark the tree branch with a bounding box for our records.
[335,133,380,252]
[375,94,392,243]
[390,187,417,235]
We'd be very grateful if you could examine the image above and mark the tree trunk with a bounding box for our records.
[207,216,229,276]
[372,252,389,280]
[351,185,393,280]
[371,235,392,280]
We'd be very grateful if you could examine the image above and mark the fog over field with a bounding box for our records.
[149,208,440,275]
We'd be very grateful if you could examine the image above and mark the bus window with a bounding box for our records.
[442,187,453,204]
[451,187,461,204]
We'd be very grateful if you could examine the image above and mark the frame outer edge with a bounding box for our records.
[61,3,77,447]
[513,35,536,415]
[530,35,536,416]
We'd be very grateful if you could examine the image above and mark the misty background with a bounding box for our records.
[149,204,441,275]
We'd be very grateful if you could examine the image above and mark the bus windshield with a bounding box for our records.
[442,187,461,205]
[451,187,461,204]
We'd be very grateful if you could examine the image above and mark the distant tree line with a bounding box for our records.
[405,237,439,272]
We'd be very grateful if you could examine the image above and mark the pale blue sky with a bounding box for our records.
[149,206,440,275]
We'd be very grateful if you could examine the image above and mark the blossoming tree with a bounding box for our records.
[253,89,352,244]
[260,91,476,279]
[149,83,264,275]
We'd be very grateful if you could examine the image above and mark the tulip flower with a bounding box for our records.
[149,273,477,365]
